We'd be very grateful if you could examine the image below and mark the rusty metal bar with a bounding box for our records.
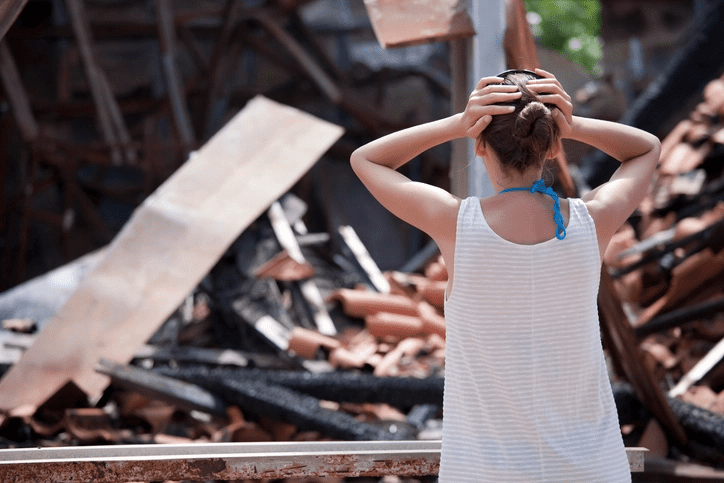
[0,441,646,482]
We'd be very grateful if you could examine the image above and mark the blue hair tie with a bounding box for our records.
[500,179,566,240]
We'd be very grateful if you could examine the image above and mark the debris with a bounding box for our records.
[0,0,723,479]
[0,96,343,411]
[363,0,476,48]
[338,225,391,294]
[96,358,228,418]
[153,364,407,441]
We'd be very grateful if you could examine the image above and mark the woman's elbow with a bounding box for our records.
[349,149,367,176]
[647,134,662,164]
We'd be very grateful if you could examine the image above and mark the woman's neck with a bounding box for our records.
[492,169,543,193]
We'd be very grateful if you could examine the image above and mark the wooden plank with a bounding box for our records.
[65,0,135,165]
[265,201,336,335]
[338,225,390,294]
[503,0,539,72]
[0,41,39,142]
[669,336,724,398]
[156,0,195,149]
[598,270,688,445]
[253,13,398,133]
[0,96,343,411]
[0,441,647,482]
[256,13,342,103]
[201,0,242,138]
[363,0,475,49]
[0,0,27,42]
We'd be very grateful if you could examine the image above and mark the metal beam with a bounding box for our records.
[0,441,646,482]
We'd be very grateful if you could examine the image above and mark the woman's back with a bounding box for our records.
[439,197,631,483]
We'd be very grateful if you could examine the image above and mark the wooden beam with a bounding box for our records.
[156,0,196,150]
[668,336,724,398]
[65,0,135,165]
[0,0,27,42]
[201,0,242,139]
[598,269,688,445]
[0,96,343,411]
[338,225,390,294]
[96,358,228,416]
[0,40,39,142]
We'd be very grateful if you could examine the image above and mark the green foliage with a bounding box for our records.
[524,0,602,75]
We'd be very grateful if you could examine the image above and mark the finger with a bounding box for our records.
[467,115,492,138]
[534,68,555,79]
[469,91,522,106]
[535,93,572,111]
[551,108,573,130]
[528,83,571,102]
[475,76,505,90]
[527,76,569,95]
[470,84,520,98]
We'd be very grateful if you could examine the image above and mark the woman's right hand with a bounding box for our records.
[527,68,574,138]
[460,76,522,139]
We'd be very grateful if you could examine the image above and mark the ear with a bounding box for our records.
[548,140,561,159]
[475,136,487,157]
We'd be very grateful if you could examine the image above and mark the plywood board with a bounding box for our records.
[364,0,475,49]
[0,96,344,411]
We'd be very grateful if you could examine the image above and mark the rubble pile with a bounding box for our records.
[0,194,449,483]
[602,72,724,461]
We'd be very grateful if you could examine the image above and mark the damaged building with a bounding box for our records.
[1,0,724,481]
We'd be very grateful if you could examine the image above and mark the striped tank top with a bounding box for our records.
[439,196,631,483]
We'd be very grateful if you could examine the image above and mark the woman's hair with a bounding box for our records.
[479,72,559,173]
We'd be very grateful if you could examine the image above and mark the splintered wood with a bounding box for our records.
[363,0,475,48]
[0,96,343,411]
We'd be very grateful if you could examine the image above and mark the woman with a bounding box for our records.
[350,69,660,482]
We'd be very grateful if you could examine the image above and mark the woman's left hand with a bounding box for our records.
[527,69,574,138]
[460,76,522,139]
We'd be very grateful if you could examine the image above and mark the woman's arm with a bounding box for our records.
[350,78,520,241]
[529,69,660,253]
[574,115,660,253]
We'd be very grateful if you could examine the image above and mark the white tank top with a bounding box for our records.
[439,196,631,483]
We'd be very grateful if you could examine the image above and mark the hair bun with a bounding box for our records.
[512,101,556,156]
[513,102,549,140]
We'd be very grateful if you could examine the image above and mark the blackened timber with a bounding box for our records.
[613,382,724,463]
[611,219,724,278]
[133,344,249,367]
[95,359,228,417]
[154,366,445,408]
[155,366,404,440]
[634,296,724,338]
